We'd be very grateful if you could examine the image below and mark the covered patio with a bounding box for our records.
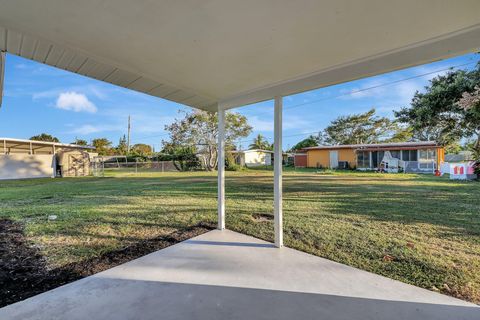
[1,1,480,318]
[1,230,478,320]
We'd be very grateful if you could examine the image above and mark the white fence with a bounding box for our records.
[440,161,477,180]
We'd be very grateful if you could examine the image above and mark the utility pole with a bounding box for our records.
[127,115,131,153]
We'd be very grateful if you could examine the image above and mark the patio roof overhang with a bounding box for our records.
[1,1,480,111]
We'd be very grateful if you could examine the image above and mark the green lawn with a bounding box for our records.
[1,169,479,303]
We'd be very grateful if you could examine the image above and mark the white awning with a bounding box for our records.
[1,1,479,110]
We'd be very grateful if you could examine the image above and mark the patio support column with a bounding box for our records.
[217,106,225,230]
[0,51,5,108]
[274,96,283,247]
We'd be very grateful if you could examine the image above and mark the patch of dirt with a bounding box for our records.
[251,213,273,222]
[0,219,214,308]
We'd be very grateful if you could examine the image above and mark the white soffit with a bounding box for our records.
[0,0,480,111]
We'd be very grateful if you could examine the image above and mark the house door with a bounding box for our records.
[329,151,339,168]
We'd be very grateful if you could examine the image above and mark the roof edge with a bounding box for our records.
[303,141,441,151]
[0,137,95,150]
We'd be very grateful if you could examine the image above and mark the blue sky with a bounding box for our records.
[1,52,479,150]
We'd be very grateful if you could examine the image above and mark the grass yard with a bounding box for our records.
[0,169,479,305]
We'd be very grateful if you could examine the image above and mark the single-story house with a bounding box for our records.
[232,149,273,167]
[297,141,445,172]
[0,137,95,180]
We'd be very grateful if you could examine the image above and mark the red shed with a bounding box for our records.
[294,153,307,168]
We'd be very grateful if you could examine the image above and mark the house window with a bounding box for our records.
[418,149,436,169]
[419,149,436,161]
[357,151,370,168]
[402,150,418,161]
[390,150,401,159]
[371,151,384,168]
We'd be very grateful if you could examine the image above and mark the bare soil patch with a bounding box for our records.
[0,219,213,307]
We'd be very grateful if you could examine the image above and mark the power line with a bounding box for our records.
[285,60,477,111]
[235,131,322,146]
[243,59,479,118]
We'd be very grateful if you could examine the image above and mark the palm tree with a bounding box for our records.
[249,134,272,150]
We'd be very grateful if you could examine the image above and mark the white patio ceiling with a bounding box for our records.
[1,0,480,111]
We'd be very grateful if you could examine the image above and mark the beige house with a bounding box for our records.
[0,138,95,180]
[232,149,273,167]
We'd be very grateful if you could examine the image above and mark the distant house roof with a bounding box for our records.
[232,149,274,154]
[302,141,440,151]
[1,137,95,151]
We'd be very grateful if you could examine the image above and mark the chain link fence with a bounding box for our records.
[91,160,202,176]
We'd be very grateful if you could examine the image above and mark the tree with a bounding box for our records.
[30,133,59,142]
[91,138,113,155]
[383,124,413,143]
[163,110,252,171]
[249,134,272,150]
[457,86,480,151]
[456,85,480,175]
[72,138,88,146]
[116,135,128,155]
[290,134,322,151]
[324,108,395,145]
[394,64,480,153]
[131,143,153,156]
[162,143,200,171]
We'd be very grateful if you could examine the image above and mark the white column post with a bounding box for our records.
[29,142,33,155]
[274,96,283,247]
[217,106,226,230]
[3,139,6,154]
[0,51,5,109]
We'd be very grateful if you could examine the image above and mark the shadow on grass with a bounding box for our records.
[0,218,214,308]
[225,174,480,235]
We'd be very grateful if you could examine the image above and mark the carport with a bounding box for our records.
[0,1,479,319]
[0,137,94,179]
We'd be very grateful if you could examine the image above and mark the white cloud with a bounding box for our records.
[55,92,97,113]
[248,114,313,132]
[393,81,421,104]
[33,85,109,101]
[69,124,103,135]
[66,109,175,138]
[339,80,387,100]
[15,63,29,69]
[68,123,123,135]
[248,116,274,131]
[413,64,451,82]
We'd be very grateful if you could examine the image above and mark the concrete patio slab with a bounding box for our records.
[1,229,478,320]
